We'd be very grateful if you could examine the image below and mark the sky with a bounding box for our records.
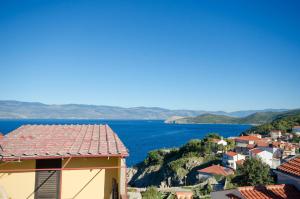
[0,0,300,111]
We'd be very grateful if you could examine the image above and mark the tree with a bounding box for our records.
[235,158,274,186]
[142,186,162,199]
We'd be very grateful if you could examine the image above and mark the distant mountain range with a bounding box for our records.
[165,110,300,125]
[0,100,289,120]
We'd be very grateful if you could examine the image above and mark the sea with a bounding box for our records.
[0,119,251,166]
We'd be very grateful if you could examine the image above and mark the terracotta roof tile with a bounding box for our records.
[250,148,263,155]
[226,151,238,157]
[236,159,245,165]
[278,156,300,177]
[235,136,261,142]
[238,184,300,199]
[198,165,234,176]
[246,144,256,149]
[0,124,128,161]
[256,140,269,147]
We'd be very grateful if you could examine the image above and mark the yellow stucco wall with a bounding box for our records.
[61,157,119,199]
[0,157,121,199]
[0,160,36,199]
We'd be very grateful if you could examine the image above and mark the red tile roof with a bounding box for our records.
[0,124,128,161]
[250,148,263,155]
[236,159,245,165]
[226,151,238,157]
[256,140,269,147]
[235,136,261,142]
[278,156,300,177]
[238,184,300,199]
[198,165,234,176]
[247,144,256,149]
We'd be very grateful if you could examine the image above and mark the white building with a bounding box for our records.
[249,148,280,169]
[222,151,245,170]
[270,130,282,140]
[293,126,300,136]
[211,138,227,146]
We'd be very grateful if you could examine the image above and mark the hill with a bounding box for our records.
[165,111,294,125]
[0,100,288,120]
[244,109,300,135]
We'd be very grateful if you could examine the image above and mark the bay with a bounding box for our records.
[0,119,251,166]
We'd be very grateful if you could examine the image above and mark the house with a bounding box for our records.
[274,156,300,190]
[222,151,245,170]
[0,124,129,199]
[249,148,280,169]
[270,130,282,140]
[211,138,227,146]
[234,136,261,154]
[248,133,262,139]
[197,165,234,180]
[210,184,300,199]
[175,191,193,199]
[272,141,296,158]
[293,126,300,136]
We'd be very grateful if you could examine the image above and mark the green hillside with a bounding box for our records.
[166,111,287,125]
[245,109,300,135]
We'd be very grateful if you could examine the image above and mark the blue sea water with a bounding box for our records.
[0,119,251,166]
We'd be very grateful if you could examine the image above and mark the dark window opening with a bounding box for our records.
[35,159,61,199]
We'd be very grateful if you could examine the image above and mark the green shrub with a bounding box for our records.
[144,150,165,166]
[142,186,162,199]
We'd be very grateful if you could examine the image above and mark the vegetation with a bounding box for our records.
[142,186,162,199]
[193,182,213,198]
[234,158,274,186]
[130,133,224,187]
[144,149,168,166]
[167,111,289,125]
[245,109,300,135]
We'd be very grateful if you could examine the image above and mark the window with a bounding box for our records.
[35,159,61,199]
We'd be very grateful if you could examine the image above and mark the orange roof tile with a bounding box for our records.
[236,159,245,165]
[0,124,129,161]
[278,156,300,177]
[247,144,256,149]
[256,140,269,147]
[250,148,263,155]
[226,151,238,157]
[198,165,234,176]
[238,184,300,199]
[235,136,261,141]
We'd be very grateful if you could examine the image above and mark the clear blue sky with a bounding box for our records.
[0,0,299,111]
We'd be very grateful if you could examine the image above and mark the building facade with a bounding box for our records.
[0,124,128,199]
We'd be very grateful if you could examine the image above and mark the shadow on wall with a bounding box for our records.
[25,170,105,199]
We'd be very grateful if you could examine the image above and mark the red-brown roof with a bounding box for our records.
[235,136,261,142]
[198,165,234,176]
[238,184,300,199]
[236,159,245,165]
[247,144,256,149]
[278,156,300,177]
[0,124,128,161]
[256,140,269,147]
[226,151,238,157]
[250,148,263,155]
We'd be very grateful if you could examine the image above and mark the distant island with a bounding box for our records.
[165,109,300,125]
[0,100,289,119]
